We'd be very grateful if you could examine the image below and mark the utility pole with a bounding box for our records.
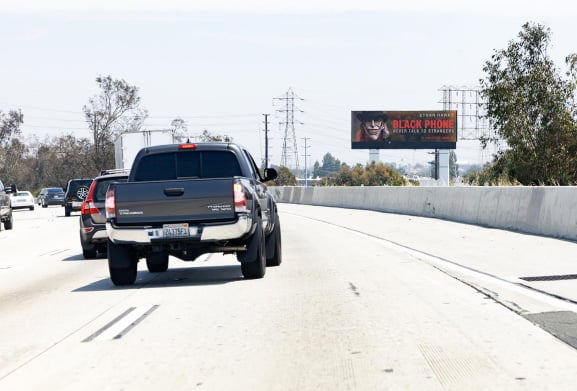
[428,150,440,180]
[274,88,303,172]
[302,137,311,187]
[263,114,270,168]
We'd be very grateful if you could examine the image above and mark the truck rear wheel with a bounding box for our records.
[265,218,282,267]
[239,221,266,279]
[146,253,169,273]
[4,214,13,230]
[108,239,138,286]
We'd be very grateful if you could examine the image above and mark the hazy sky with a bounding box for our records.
[1,0,576,169]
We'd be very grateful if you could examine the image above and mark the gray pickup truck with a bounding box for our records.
[0,180,14,231]
[105,142,281,285]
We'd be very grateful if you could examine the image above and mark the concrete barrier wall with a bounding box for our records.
[270,186,577,242]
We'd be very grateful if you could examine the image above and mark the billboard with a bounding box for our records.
[351,110,457,149]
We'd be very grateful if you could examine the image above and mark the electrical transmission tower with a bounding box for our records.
[274,88,303,171]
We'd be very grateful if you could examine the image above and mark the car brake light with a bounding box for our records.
[233,182,247,213]
[81,199,100,215]
[105,187,116,218]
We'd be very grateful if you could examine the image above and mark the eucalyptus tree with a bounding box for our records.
[480,22,577,185]
[83,75,147,170]
[0,109,24,180]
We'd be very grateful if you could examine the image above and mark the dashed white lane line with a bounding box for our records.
[84,305,158,342]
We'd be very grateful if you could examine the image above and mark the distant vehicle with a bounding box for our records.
[79,170,129,259]
[105,142,281,285]
[64,179,93,216]
[37,187,65,207]
[0,180,14,231]
[10,191,35,211]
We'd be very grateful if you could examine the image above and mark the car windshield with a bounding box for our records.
[48,188,64,193]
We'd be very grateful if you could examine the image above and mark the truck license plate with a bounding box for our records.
[163,223,190,237]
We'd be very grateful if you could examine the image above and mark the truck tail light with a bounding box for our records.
[105,187,116,218]
[233,182,247,213]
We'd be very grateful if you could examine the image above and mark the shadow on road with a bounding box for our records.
[62,252,107,262]
[73,264,244,292]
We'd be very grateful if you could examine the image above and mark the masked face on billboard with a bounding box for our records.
[361,119,389,141]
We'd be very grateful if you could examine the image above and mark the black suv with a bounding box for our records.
[64,178,93,216]
[79,170,128,258]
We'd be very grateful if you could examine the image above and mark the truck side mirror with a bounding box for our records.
[263,168,278,182]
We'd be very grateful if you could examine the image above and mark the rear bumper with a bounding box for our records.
[80,227,108,244]
[12,204,34,209]
[106,215,253,244]
[66,201,83,210]
[44,200,64,206]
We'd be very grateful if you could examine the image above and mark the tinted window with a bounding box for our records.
[68,180,92,191]
[134,151,241,181]
[201,152,241,178]
[176,152,201,178]
[134,154,176,181]
[94,177,128,202]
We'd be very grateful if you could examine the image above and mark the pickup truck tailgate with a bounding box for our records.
[112,178,236,225]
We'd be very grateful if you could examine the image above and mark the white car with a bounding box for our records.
[10,191,35,211]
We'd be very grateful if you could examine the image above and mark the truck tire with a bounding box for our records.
[265,218,282,267]
[82,246,97,259]
[108,239,138,286]
[146,253,169,273]
[239,220,266,279]
[4,214,13,230]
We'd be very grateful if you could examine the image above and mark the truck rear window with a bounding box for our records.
[134,151,242,181]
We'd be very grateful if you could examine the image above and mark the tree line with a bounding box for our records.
[0,76,146,192]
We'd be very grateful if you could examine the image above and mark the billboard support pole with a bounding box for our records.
[438,149,450,186]
[369,149,379,163]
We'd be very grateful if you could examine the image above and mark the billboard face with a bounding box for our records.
[351,110,457,149]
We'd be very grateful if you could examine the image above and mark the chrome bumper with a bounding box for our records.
[106,215,253,244]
